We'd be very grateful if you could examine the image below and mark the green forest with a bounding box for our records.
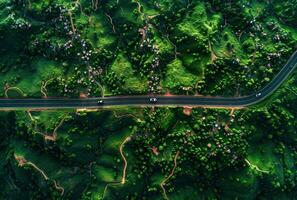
[0,0,297,199]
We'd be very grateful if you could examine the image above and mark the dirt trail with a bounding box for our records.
[112,110,138,120]
[54,180,65,196]
[160,151,180,200]
[26,110,67,141]
[14,154,65,195]
[105,13,116,33]
[27,0,32,9]
[102,136,131,199]
[96,82,105,97]
[68,11,76,33]
[88,161,96,177]
[119,136,131,184]
[245,158,269,174]
[26,112,67,142]
[14,154,48,180]
[44,115,67,141]
[4,86,25,98]
[230,108,235,116]
[209,40,218,63]
[92,0,99,10]
[166,35,179,59]
[26,110,35,121]
[134,1,144,20]
[40,78,53,98]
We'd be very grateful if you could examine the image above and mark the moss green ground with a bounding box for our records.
[0,0,297,199]
[1,0,296,96]
[1,70,297,198]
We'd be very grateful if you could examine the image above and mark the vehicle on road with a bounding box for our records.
[256,93,262,97]
[149,97,158,103]
[98,99,104,105]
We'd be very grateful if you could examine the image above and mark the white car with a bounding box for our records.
[98,99,104,104]
[256,93,262,97]
[149,97,158,103]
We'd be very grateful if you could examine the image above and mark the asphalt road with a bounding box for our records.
[0,50,296,109]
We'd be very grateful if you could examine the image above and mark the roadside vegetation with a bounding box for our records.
[0,0,296,97]
[1,70,297,199]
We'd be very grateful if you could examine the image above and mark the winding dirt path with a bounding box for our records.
[166,35,179,59]
[134,0,144,20]
[119,136,131,184]
[14,154,48,180]
[4,86,25,98]
[102,182,121,199]
[112,110,138,120]
[160,151,180,200]
[102,136,131,199]
[40,78,53,98]
[27,0,32,9]
[14,154,65,195]
[26,112,68,142]
[68,11,76,33]
[26,110,35,121]
[54,180,65,196]
[92,0,99,10]
[209,40,218,63]
[88,161,96,177]
[104,13,116,33]
[245,158,269,174]
[44,114,67,141]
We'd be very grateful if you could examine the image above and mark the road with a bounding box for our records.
[0,50,296,110]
